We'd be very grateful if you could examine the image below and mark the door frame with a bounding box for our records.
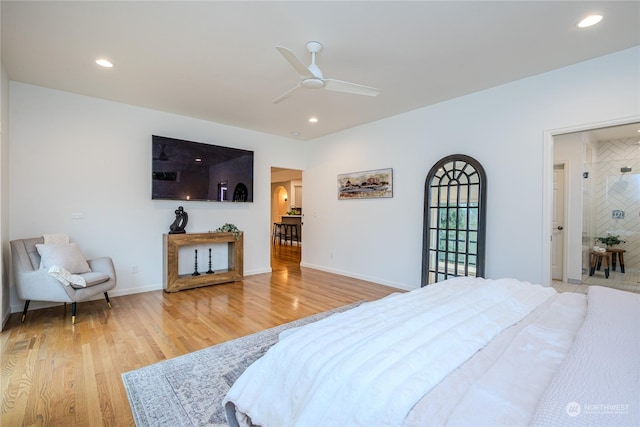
[542,116,640,284]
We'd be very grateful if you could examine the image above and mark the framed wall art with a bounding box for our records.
[337,168,393,200]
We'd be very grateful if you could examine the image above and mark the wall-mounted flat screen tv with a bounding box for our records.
[152,135,254,202]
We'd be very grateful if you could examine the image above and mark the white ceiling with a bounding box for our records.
[2,1,639,141]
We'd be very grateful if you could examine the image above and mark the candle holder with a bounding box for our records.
[192,249,200,276]
[206,248,215,274]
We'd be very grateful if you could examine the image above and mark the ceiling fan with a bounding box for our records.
[273,41,381,104]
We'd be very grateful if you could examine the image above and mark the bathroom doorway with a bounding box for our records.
[552,122,640,293]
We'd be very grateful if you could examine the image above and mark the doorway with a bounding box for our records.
[271,167,303,269]
[551,121,640,293]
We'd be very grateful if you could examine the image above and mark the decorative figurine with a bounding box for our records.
[169,206,188,234]
[206,248,215,274]
[192,249,200,276]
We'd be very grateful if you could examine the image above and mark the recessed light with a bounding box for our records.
[96,58,114,68]
[578,15,603,28]
[308,117,318,123]
[194,157,203,163]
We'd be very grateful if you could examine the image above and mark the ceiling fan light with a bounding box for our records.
[578,15,603,28]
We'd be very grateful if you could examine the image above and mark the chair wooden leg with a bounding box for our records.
[71,302,77,324]
[104,292,112,309]
[21,300,31,323]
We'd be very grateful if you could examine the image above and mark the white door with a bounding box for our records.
[552,165,566,280]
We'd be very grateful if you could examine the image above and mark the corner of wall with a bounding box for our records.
[0,61,10,329]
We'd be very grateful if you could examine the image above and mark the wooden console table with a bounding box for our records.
[163,232,243,292]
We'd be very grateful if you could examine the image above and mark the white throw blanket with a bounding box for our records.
[531,286,640,426]
[48,265,86,287]
[224,277,556,427]
[418,291,587,426]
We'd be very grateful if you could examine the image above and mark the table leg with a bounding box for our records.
[589,253,597,276]
[611,252,616,271]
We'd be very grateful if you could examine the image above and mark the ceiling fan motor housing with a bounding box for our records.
[302,78,325,89]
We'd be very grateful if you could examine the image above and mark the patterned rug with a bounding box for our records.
[122,302,363,426]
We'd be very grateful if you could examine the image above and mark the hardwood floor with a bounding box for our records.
[0,245,401,426]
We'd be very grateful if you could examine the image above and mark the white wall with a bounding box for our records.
[8,83,306,312]
[302,47,640,290]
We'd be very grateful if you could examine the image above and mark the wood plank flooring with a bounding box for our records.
[1,245,401,426]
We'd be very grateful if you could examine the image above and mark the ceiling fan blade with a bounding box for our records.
[272,82,302,104]
[323,79,381,97]
[275,46,314,79]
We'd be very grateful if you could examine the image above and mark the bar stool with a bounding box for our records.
[589,250,611,278]
[287,223,299,246]
[272,223,284,245]
[609,248,626,273]
[279,223,300,246]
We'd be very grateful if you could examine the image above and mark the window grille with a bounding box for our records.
[422,154,486,286]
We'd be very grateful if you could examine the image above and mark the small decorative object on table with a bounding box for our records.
[213,223,242,240]
[192,249,200,276]
[206,248,215,274]
[169,206,188,234]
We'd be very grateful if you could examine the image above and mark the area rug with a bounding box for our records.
[122,302,364,427]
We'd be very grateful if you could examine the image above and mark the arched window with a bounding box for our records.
[422,154,486,286]
[233,183,248,202]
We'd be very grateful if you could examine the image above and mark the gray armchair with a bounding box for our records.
[10,237,117,324]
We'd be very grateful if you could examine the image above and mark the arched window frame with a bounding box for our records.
[422,154,487,286]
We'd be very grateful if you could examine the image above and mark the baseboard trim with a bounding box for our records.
[299,262,414,291]
[1,310,10,331]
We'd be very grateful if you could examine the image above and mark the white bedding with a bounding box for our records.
[531,286,640,426]
[405,291,587,426]
[224,277,555,427]
[224,279,639,427]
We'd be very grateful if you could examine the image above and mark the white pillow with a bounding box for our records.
[36,243,92,274]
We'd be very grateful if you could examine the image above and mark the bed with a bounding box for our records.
[223,277,639,426]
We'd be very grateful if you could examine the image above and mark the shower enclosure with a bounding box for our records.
[582,146,639,290]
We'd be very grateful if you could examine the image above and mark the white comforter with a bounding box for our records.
[224,277,555,427]
[531,286,640,426]
[405,289,587,426]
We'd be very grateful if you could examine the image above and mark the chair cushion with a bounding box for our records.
[71,271,110,289]
[36,243,92,274]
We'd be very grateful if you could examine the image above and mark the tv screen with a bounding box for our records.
[152,135,254,202]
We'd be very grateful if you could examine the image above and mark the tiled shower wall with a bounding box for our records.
[586,136,640,272]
